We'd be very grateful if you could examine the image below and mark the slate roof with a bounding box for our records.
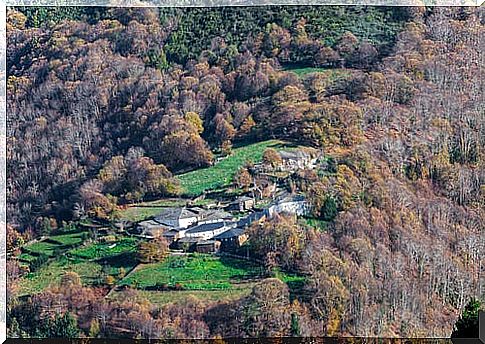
[237,211,266,227]
[185,221,229,235]
[187,206,206,215]
[279,150,310,160]
[154,207,197,224]
[214,227,245,240]
[200,209,234,222]
[137,220,167,229]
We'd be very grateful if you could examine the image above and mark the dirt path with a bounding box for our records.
[105,263,143,298]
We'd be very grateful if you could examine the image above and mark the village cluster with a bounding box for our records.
[131,149,319,254]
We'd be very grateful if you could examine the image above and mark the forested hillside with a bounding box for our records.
[7,6,410,230]
[6,5,484,339]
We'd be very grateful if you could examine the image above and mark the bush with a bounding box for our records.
[29,253,49,272]
[137,238,169,264]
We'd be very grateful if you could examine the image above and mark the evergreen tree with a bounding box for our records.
[452,298,482,338]
[36,312,80,338]
[321,196,338,221]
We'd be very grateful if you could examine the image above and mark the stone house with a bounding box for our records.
[278,150,318,172]
[198,209,234,225]
[195,240,220,254]
[227,196,255,212]
[176,238,220,253]
[267,193,310,218]
[176,237,200,252]
[237,210,266,228]
[214,227,248,252]
[135,220,169,239]
[184,221,235,241]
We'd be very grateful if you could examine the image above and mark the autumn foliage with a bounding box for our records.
[6,5,485,340]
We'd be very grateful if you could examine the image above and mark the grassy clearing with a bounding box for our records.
[69,237,138,260]
[18,257,104,296]
[18,233,140,296]
[116,198,187,221]
[303,217,329,232]
[177,140,286,196]
[285,67,351,81]
[286,67,328,76]
[276,272,306,284]
[49,231,87,246]
[23,241,62,257]
[22,230,89,257]
[119,254,265,290]
[18,252,37,263]
[115,206,163,222]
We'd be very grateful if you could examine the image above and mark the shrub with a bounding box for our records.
[29,253,49,272]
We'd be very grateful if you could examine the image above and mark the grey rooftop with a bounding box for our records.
[154,207,198,223]
[185,221,231,234]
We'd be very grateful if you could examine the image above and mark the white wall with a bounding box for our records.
[179,216,198,228]
[185,225,233,240]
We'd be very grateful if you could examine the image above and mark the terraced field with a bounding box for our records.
[18,257,104,296]
[69,237,138,260]
[119,254,265,290]
[18,235,140,297]
[23,241,61,257]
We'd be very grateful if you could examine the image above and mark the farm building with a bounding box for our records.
[176,237,200,252]
[267,193,310,217]
[186,206,207,219]
[184,221,236,241]
[154,207,198,229]
[214,227,248,252]
[162,229,182,244]
[237,210,266,228]
[176,238,220,253]
[195,240,220,254]
[135,220,169,239]
[227,196,255,212]
[198,209,234,224]
[278,150,318,172]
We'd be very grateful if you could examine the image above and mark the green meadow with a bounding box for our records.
[177,140,286,196]
[119,254,265,290]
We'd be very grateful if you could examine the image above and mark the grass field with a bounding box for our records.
[285,67,351,81]
[22,228,89,257]
[115,198,187,221]
[18,252,37,263]
[49,231,87,246]
[18,234,140,296]
[287,67,328,77]
[177,140,286,196]
[119,254,266,290]
[69,237,138,260]
[18,257,104,296]
[23,241,62,257]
